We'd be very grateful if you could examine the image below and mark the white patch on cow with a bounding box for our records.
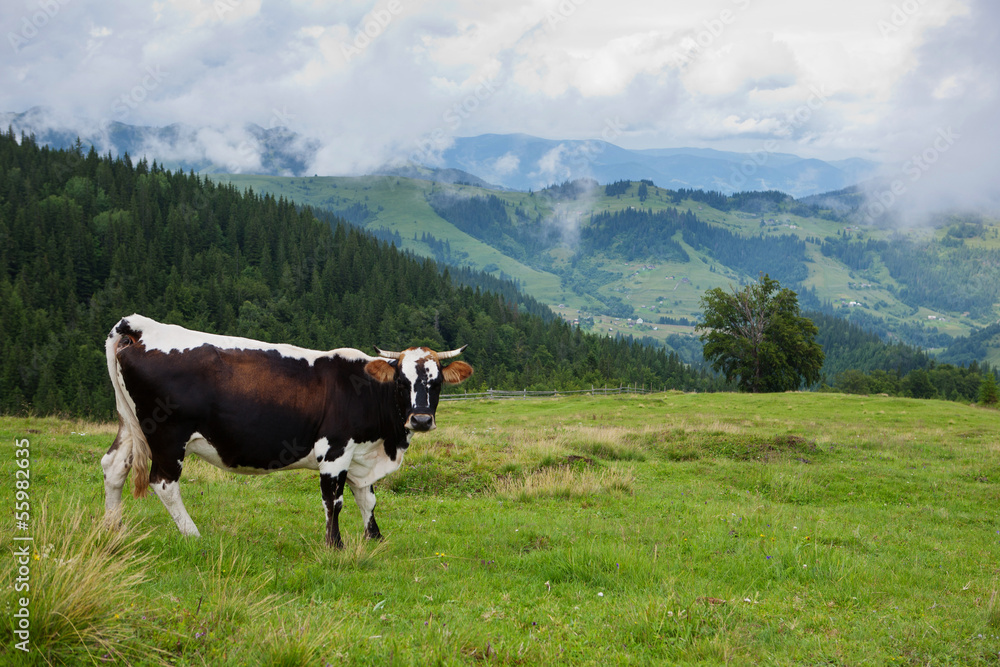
[152,480,200,537]
[185,432,229,470]
[400,348,436,409]
[347,438,404,488]
[121,314,373,366]
[319,439,357,480]
[314,437,331,463]
[185,432,324,474]
[348,480,377,527]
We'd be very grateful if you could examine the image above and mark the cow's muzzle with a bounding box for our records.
[407,413,435,432]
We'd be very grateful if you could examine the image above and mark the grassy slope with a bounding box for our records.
[215,174,1000,355]
[3,393,1000,665]
[215,174,573,307]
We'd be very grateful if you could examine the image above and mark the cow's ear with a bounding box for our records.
[365,359,397,383]
[442,361,473,385]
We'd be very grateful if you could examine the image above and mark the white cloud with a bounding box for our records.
[492,151,520,175]
[0,0,988,185]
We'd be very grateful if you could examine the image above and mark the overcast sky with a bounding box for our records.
[3,0,997,207]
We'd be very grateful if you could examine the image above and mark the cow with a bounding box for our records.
[101,314,473,547]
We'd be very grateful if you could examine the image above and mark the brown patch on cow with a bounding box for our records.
[365,359,397,384]
[209,350,326,412]
[442,361,473,385]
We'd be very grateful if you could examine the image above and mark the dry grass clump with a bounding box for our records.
[0,501,160,665]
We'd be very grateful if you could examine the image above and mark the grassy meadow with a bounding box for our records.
[2,392,1000,665]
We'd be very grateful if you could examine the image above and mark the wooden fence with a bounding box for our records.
[438,385,659,401]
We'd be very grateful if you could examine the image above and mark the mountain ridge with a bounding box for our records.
[3,107,878,197]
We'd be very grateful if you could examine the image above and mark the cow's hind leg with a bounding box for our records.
[149,459,200,537]
[101,429,131,525]
[349,481,382,541]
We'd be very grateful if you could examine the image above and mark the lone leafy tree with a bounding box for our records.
[979,373,999,407]
[697,275,824,392]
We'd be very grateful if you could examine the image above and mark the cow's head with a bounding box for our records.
[364,346,473,432]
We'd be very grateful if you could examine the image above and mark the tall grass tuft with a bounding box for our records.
[255,613,342,667]
[0,500,160,665]
[198,545,284,626]
[307,531,390,572]
[492,465,635,501]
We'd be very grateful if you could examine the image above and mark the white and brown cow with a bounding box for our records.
[101,314,472,547]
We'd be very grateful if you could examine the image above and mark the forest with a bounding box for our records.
[820,233,1000,319]
[582,206,809,286]
[0,131,722,419]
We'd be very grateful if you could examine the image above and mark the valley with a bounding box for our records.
[216,174,1000,365]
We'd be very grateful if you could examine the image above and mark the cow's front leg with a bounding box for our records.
[320,469,348,548]
[349,481,382,541]
[318,439,355,548]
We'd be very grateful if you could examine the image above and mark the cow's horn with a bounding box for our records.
[437,345,467,360]
[375,347,401,359]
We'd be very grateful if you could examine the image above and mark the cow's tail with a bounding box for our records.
[106,321,152,498]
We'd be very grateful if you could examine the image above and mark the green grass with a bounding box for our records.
[5,393,998,664]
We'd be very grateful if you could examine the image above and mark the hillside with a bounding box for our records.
[0,131,721,418]
[216,174,1000,366]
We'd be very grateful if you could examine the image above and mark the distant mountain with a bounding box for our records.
[439,134,880,198]
[1,107,320,176]
[3,108,878,196]
[373,162,502,189]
